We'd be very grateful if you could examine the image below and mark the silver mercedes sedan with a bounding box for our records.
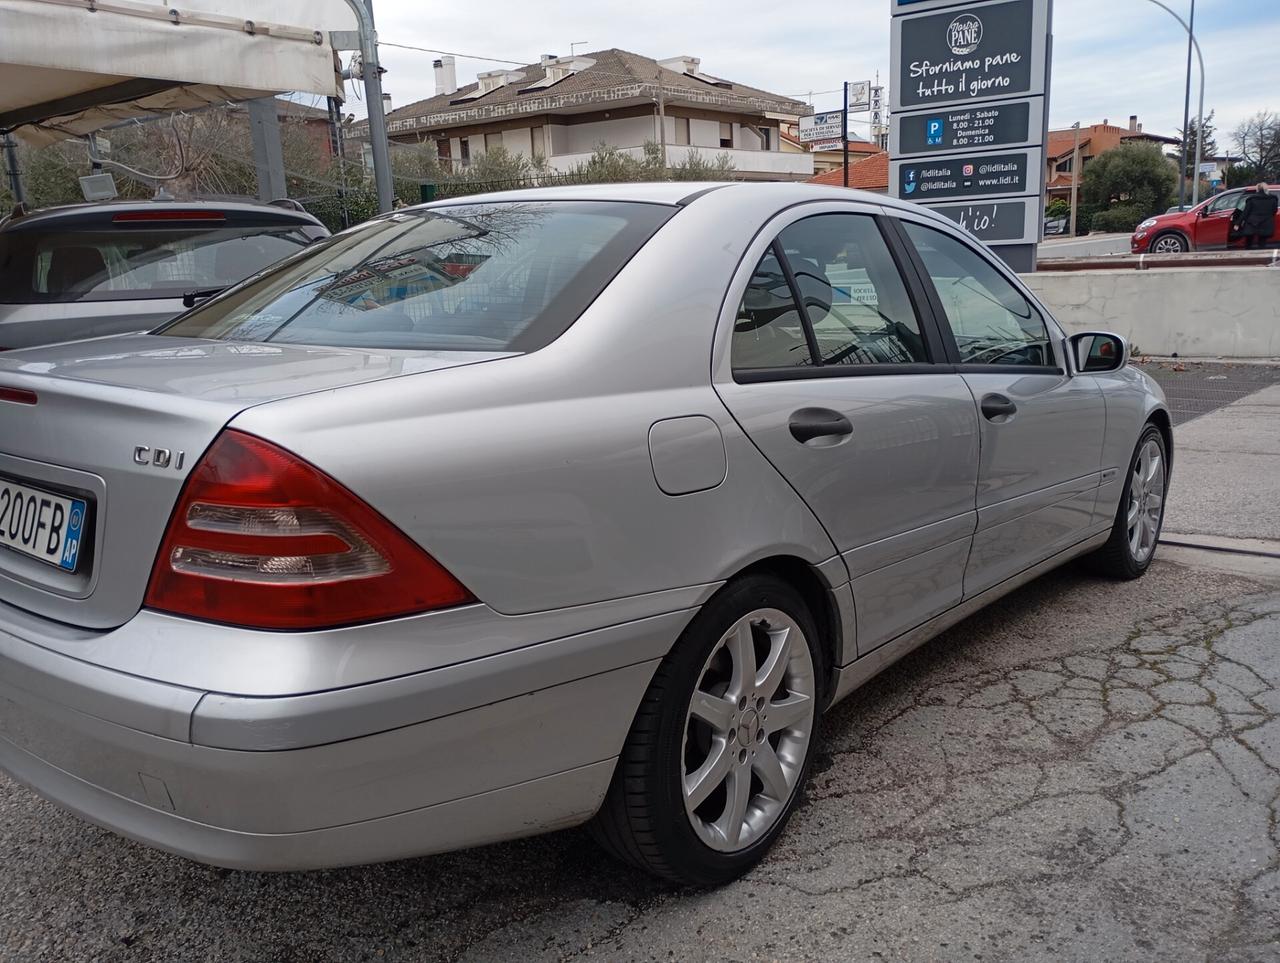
[0,183,1170,885]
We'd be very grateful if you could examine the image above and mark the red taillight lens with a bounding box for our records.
[0,385,36,404]
[144,430,473,630]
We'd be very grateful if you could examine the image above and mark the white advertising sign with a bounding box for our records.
[799,111,847,143]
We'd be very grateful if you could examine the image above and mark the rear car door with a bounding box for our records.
[713,203,979,657]
[893,216,1106,597]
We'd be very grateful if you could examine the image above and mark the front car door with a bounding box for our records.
[892,216,1107,598]
[1194,190,1244,250]
[713,203,980,657]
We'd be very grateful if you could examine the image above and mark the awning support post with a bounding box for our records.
[248,98,288,202]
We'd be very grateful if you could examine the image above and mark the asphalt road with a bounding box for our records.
[2,550,1278,963]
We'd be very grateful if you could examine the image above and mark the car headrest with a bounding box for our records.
[790,259,833,317]
[215,238,270,285]
[46,245,107,293]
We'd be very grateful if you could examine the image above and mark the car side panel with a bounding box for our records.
[231,192,844,625]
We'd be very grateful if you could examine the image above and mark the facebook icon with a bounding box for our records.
[926,118,945,146]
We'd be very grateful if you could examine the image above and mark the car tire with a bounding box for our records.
[1150,232,1188,254]
[590,574,824,885]
[1086,424,1168,580]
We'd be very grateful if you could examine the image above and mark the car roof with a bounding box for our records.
[418,180,949,222]
[0,199,325,232]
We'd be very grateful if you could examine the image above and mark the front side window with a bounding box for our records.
[1206,192,1241,215]
[160,201,674,353]
[901,221,1053,368]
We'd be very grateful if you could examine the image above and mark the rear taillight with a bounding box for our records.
[144,430,473,630]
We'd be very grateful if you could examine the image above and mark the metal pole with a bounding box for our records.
[1,133,25,205]
[341,0,394,213]
[1176,0,1194,208]
[843,81,849,188]
[1069,122,1081,236]
[656,69,667,171]
[1142,0,1204,206]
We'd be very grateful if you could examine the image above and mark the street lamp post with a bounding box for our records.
[341,0,395,213]
[1176,0,1195,209]
[1069,122,1081,236]
[1143,0,1206,206]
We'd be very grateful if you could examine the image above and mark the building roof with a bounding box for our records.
[361,48,810,138]
[1046,129,1090,160]
[806,151,889,191]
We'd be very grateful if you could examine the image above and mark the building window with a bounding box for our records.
[760,127,772,151]
[460,138,471,166]
[674,117,690,146]
[485,132,504,153]
[437,138,452,172]
[719,122,733,149]
[531,125,546,158]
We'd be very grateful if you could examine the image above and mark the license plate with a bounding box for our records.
[0,479,87,572]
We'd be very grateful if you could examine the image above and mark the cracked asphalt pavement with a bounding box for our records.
[2,553,1278,963]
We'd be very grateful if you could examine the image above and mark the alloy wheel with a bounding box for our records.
[1127,437,1165,563]
[680,608,816,852]
[1151,235,1185,254]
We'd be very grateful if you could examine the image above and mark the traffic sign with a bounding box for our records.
[848,81,872,112]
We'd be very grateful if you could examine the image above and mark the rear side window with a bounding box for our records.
[0,226,317,304]
[161,201,674,352]
[779,214,927,366]
[732,212,928,373]
[901,221,1053,368]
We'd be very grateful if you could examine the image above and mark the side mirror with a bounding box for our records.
[1070,332,1129,373]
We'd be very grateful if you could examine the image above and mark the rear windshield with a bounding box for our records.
[0,224,320,304]
[158,201,675,353]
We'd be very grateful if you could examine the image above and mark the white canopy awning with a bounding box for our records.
[0,0,345,145]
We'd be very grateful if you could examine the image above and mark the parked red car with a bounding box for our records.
[1131,187,1280,253]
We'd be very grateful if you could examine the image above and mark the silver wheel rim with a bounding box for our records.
[1127,438,1165,563]
[1152,235,1183,253]
[681,608,815,853]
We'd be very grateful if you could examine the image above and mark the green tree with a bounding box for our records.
[1175,110,1218,180]
[1080,141,1176,230]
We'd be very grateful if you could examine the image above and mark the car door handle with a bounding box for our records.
[980,393,1017,422]
[789,408,853,444]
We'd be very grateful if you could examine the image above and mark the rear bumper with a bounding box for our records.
[0,610,684,870]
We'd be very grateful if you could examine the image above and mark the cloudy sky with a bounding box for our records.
[301,0,1277,147]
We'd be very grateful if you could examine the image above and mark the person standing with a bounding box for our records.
[1238,183,1279,249]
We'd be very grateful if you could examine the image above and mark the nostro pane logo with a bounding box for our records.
[947,14,983,55]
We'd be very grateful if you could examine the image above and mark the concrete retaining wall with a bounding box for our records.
[1022,267,1280,358]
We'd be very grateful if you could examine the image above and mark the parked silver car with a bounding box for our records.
[0,200,328,349]
[0,183,1170,885]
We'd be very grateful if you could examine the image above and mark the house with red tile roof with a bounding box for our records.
[1044,115,1179,201]
[806,151,889,193]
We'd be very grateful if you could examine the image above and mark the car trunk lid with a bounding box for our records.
[0,334,510,628]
